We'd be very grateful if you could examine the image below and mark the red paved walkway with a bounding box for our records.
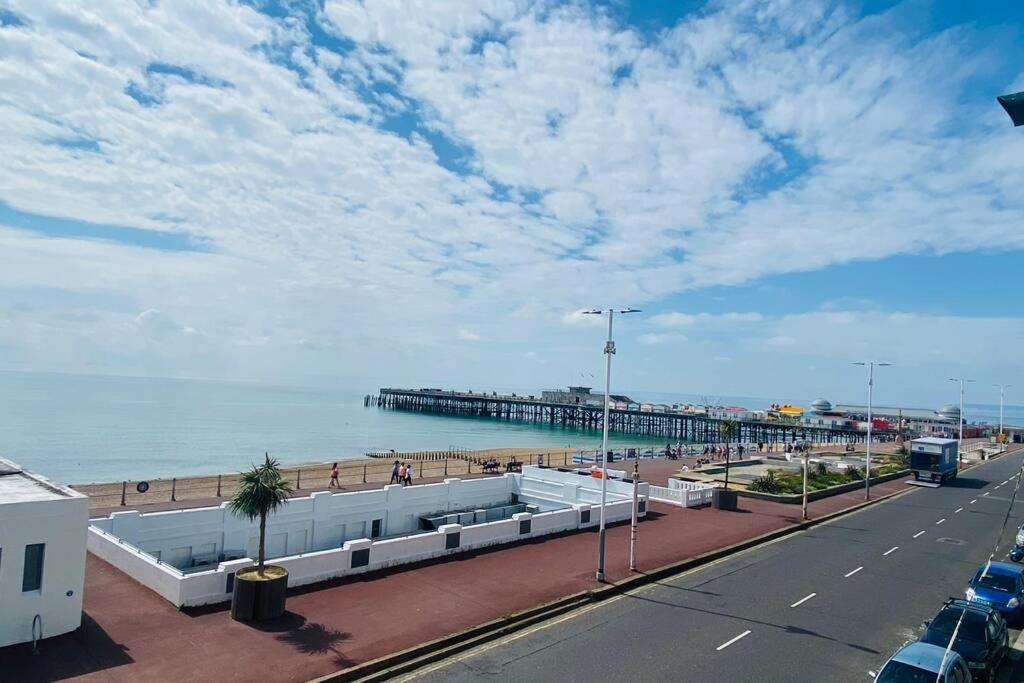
[0,475,912,683]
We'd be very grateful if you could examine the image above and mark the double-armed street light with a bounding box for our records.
[853,361,891,501]
[998,91,1024,126]
[993,383,1012,443]
[949,377,975,462]
[582,307,641,582]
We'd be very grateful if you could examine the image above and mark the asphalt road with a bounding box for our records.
[403,452,1024,683]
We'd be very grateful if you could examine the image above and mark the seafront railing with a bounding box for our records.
[73,450,578,511]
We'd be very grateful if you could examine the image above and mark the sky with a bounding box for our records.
[1,0,1023,408]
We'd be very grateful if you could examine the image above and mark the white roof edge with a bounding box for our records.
[0,456,87,501]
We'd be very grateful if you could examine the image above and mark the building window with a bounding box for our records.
[23,543,45,592]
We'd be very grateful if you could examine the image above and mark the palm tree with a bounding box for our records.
[719,419,739,490]
[229,453,293,575]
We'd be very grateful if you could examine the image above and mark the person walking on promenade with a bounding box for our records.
[329,462,340,488]
[405,462,414,486]
[390,460,400,484]
[398,462,407,485]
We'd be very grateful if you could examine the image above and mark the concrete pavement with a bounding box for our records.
[403,451,1024,683]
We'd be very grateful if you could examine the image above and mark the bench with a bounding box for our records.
[505,460,522,473]
[482,461,501,474]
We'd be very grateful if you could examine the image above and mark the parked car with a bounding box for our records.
[966,561,1024,622]
[872,642,972,682]
[918,599,1008,681]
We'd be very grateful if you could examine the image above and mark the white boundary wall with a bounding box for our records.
[88,467,646,607]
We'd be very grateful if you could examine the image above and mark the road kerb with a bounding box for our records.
[310,483,919,683]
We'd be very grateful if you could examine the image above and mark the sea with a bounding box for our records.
[1,371,1020,485]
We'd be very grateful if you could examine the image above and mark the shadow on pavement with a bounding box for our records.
[625,593,881,656]
[0,613,134,683]
[946,477,991,490]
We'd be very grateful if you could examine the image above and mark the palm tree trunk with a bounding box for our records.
[258,511,266,575]
[724,441,730,490]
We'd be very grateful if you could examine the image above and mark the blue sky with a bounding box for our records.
[0,0,1022,408]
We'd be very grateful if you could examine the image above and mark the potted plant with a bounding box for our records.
[229,453,293,622]
[714,420,739,510]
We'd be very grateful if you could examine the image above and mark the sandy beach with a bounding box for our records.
[73,446,583,510]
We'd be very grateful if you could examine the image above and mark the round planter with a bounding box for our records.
[231,566,289,622]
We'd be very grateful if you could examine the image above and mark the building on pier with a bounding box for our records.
[540,386,633,408]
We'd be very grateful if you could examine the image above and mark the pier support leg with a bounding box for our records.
[171,478,177,502]
[120,481,126,506]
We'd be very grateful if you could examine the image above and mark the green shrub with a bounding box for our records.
[846,466,864,480]
[749,470,783,494]
[815,461,828,478]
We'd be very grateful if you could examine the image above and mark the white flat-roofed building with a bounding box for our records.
[0,458,88,648]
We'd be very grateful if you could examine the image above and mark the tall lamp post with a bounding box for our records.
[993,383,1012,444]
[582,307,640,582]
[949,377,975,462]
[853,361,891,501]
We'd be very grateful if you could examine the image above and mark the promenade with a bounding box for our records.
[1,461,912,683]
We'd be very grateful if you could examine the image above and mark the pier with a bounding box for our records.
[372,388,876,444]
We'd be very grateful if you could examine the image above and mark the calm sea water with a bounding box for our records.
[1,371,1018,484]
[0,372,667,484]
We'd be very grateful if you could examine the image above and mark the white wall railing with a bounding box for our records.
[650,481,715,508]
[88,468,647,608]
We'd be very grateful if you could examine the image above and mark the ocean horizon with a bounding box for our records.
[1,370,1019,485]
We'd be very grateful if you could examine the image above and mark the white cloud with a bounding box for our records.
[764,335,797,347]
[651,312,763,328]
[638,332,687,346]
[457,329,480,341]
[0,0,1019,396]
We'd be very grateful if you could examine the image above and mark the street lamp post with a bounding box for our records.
[582,307,640,582]
[853,361,891,501]
[993,384,1012,443]
[629,458,639,571]
[949,377,976,462]
[998,91,1024,126]
[802,449,809,520]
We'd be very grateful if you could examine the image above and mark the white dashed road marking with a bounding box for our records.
[971,499,978,504]
[884,546,899,556]
[790,593,817,608]
[955,508,963,514]
[845,567,863,578]
[936,518,946,525]
[914,531,926,538]
[717,630,752,651]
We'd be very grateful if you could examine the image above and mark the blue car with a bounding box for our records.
[873,641,972,682]
[966,561,1024,622]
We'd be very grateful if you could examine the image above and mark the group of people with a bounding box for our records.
[327,460,417,489]
[700,443,746,459]
[389,460,415,486]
